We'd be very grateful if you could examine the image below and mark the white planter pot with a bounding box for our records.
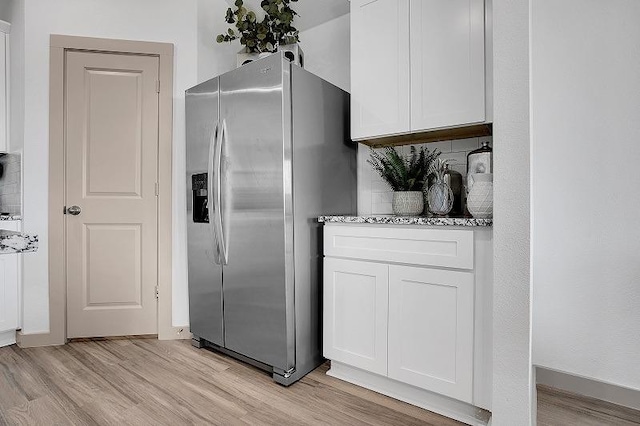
[279,43,304,67]
[236,51,272,68]
[392,191,424,216]
[467,173,493,219]
[236,43,304,69]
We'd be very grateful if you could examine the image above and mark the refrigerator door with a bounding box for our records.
[219,54,295,372]
[186,77,224,347]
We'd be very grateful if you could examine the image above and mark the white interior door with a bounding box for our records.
[388,265,475,403]
[65,50,160,338]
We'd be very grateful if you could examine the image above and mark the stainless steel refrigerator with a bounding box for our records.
[186,52,356,385]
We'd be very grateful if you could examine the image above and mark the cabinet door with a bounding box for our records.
[388,265,474,403]
[0,253,18,333]
[0,32,7,153]
[351,0,410,140]
[323,258,388,376]
[410,0,485,130]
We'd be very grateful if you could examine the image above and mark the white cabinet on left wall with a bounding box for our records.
[0,20,9,153]
[0,221,20,347]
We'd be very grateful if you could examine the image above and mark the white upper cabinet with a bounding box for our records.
[351,0,410,140]
[350,0,487,141]
[0,22,8,153]
[410,0,485,130]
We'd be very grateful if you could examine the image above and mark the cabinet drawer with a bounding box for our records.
[324,225,474,270]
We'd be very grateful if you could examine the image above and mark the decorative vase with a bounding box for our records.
[279,43,304,67]
[236,49,272,68]
[236,43,304,68]
[467,173,493,219]
[443,164,464,215]
[392,191,423,216]
[427,179,454,216]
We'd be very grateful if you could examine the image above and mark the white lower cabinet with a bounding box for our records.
[323,224,493,423]
[0,253,18,333]
[0,220,20,347]
[388,265,474,403]
[323,258,388,376]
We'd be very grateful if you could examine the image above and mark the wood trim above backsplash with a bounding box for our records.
[355,124,493,148]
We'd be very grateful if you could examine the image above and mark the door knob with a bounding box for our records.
[67,205,82,216]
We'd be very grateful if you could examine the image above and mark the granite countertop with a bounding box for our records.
[318,215,493,227]
[0,215,21,221]
[0,230,38,254]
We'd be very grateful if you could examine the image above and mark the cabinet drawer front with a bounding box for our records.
[324,225,474,269]
[323,258,389,376]
[388,265,474,403]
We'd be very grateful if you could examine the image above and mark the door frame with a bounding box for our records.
[18,35,181,347]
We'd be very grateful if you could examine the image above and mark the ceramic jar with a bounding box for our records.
[392,191,424,216]
[467,173,493,219]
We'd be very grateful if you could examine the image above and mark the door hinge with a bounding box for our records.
[156,80,160,93]
[63,205,67,215]
[155,285,159,299]
[155,182,159,196]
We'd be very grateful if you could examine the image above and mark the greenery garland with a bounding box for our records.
[217,0,300,53]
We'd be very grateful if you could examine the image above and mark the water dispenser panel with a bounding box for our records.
[192,173,209,223]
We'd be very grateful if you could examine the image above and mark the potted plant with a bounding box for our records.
[216,0,302,67]
[368,146,440,216]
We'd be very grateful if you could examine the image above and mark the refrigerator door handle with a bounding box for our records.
[214,119,228,265]
[208,120,222,264]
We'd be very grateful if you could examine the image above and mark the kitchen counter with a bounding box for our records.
[318,215,492,227]
[0,230,38,254]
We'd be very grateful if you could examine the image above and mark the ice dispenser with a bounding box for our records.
[192,173,208,223]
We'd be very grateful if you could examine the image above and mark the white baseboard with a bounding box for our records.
[536,366,640,411]
[0,330,16,347]
[328,362,491,426]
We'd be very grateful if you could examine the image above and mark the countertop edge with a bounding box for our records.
[0,230,39,254]
[318,215,493,227]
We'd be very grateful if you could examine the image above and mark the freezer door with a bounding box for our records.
[219,54,295,371]
[186,77,224,346]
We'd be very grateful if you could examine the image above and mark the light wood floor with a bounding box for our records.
[1,338,639,425]
[537,384,640,426]
[0,338,462,425]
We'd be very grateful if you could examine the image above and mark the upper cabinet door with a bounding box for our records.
[410,0,486,130]
[0,32,7,153]
[351,0,410,140]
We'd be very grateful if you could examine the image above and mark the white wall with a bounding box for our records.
[298,14,350,93]
[0,1,11,22]
[196,0,238,83]
[20,0,198,333]
[196,4,351,91]
[532,0,640,391]
[492,0,534,423]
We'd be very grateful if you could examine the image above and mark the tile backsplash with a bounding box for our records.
[0,153,22,216]
[357,137,492,215]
